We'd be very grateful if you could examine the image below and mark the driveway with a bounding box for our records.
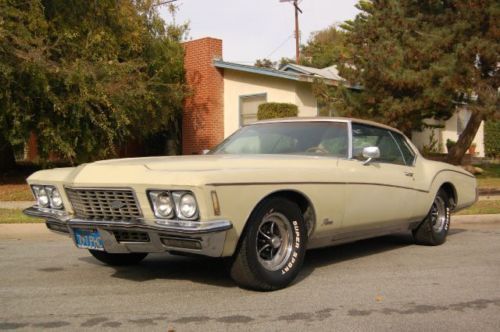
[0,217,499,331]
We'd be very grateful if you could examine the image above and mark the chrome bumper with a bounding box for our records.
[23,206,232,257]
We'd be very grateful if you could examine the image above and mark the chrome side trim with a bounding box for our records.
[206,181,429,193]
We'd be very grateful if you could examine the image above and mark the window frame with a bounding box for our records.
[238,93,267,127]
[349,122,414,167]
[390,131,417,167]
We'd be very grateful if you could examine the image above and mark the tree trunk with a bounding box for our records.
[0,135,17,172]
[446,111,483,165]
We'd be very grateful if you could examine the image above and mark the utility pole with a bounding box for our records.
[281,0,303,64]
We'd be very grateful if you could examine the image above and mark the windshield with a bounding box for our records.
[211,121,348,157]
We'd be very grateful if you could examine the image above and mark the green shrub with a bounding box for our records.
[485,121,500,158]
[257,102,298,120]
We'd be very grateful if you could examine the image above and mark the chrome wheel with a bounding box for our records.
[430,196,447,232]
[256,212,294,271]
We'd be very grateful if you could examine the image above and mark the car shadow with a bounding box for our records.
[79,254,235,288]
[296,228,466,284]
[79,228,466,289]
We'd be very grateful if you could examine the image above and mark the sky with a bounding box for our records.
[159,0,360,64]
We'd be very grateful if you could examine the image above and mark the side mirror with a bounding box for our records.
[362,146,380,165]
[202,149,210,155]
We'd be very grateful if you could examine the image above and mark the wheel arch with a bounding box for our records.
[233,189,317,256]
[439,182,457,210]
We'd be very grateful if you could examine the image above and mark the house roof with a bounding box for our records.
[213,60,341,86]
[281,63,344,81]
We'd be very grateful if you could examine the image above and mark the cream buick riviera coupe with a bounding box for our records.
[24,117,477,290]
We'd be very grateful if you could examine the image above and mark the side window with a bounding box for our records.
[392,132,416,166]
[352,124,405,165]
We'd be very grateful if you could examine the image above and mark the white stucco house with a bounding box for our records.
[182,37,485,157]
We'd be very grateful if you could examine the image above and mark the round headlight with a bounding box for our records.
[179,193,197,219]
[156,192,174,218]
[49,188,63,209]
[36,187,49,207]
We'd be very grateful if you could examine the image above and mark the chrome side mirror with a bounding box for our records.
[362,146,380,165]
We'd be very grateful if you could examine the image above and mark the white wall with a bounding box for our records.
[411,108,485,157]
[223,69,318,137]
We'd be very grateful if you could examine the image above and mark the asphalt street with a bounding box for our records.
[0,218,499,331]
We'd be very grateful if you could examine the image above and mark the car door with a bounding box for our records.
[337,123,416,231]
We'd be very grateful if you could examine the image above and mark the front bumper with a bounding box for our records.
[23,206,232,257]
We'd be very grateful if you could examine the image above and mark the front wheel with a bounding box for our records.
[230,197,307,291]
[89,250,148,266]
[413,189,450,246]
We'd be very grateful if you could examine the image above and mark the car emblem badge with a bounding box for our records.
[111,200,126,209]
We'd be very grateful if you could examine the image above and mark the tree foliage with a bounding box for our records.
[317,0,498,164]
[254,58,276,69]
[0,0,187,168]
[300,25,349,69]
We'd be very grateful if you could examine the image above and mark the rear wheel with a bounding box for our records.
[89,250,148,266]
[413,189,450,246]
[230,197,307,291]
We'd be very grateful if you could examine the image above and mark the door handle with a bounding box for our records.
[404,171,414,177]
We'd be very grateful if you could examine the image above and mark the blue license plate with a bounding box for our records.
[74,228,104,251]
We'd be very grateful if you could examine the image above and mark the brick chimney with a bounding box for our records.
[182,37,224,155]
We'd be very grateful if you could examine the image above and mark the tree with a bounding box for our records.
[330,0,499,164]
[301,25,349,68]
[254,58,276,69]
[0,0,187,170]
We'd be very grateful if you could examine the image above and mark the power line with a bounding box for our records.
[265,34,294,59]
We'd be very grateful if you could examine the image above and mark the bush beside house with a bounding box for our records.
[485,121,500,158]
[257,103,298,120]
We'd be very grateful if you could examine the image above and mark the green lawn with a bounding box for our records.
[475,163,500,189]
[0,209,44,224]
[454,200,500,216]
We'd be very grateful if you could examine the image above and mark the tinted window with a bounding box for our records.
[352,124,405,165]
[212,122,348,157]
[392,132,416,166]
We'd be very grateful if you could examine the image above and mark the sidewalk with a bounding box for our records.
[452,214,500,223]
[0,201,33,209]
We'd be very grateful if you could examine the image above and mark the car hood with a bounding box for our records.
[28,154,339,188]
[93,154,330,172]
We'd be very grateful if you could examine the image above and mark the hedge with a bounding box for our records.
[485,121,500,158]
[257,102,298,120]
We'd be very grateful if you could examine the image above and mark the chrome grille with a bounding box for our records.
[65,188,141,222]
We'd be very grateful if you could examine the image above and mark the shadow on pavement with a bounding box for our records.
[79,254,235,288]
[79,229,466,289]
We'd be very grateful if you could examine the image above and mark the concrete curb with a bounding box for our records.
[478,188,500,196]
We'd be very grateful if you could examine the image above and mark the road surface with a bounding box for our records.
[0,218,499,331]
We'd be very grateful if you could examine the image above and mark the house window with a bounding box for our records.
[239,93,267,126]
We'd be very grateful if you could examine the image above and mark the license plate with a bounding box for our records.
[73,228,104,251]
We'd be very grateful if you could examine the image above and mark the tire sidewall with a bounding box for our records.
[245,198,307,288]
[428,189,451,243]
